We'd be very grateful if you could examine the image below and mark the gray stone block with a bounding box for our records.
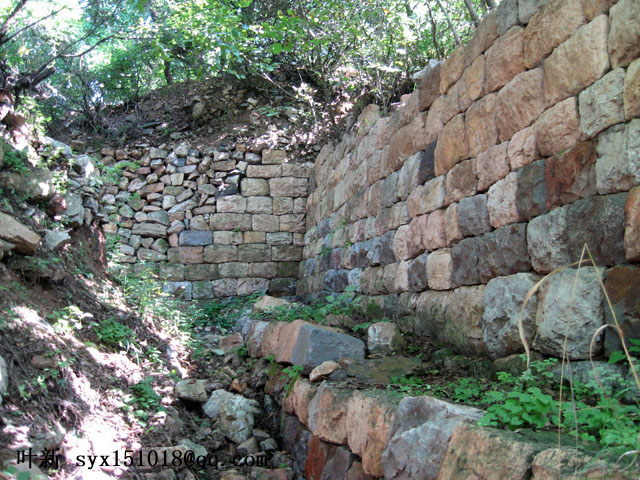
[179,230,213,246]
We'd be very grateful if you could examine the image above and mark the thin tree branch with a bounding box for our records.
[0,6,66,47]
[434,0,462,46]
[0,0,29,41]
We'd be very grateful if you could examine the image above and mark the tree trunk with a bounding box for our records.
[425,2,443,59]
[463,0,481,25]
[163,60,173,85]
[434,0,462,46]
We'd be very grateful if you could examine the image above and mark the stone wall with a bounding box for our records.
[301,0,640,358]
[101,142,312,299]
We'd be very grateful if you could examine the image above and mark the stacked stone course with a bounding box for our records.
[101,141,312,298]
[302,0,640,359]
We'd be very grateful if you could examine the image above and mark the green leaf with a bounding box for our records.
[271,43,283,54]
[608,350,626,364]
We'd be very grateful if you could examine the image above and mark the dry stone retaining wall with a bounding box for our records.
[301,0,640,359]
[101,142,312,298]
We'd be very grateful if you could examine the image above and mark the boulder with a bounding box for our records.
[533,267,606,359]
[203,390,261,443]
[307,382,352,444]
[367,323,405,355]
[175,379,208,403]
[0,168,54,202]
[0,211,40,254]
[482,272,541,359]
[382,396,483,480]
[289,323,366,373]
[309,361,341,382]
[253,295,290,312]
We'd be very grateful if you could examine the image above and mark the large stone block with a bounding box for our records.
[485,27,525,94]
[603,265,640,355]
[543,15,610,108]
[523,0,585,69]
[458,55,486,111]
[482,224,530,282]
[427,248,454,290]
[487,172,522,228]
[477,142,510,192]
[519,0,548,23]
[178,230,213,246]
[167,246,203,264]
[0,212,40,254]
[496,0,519,35]
[624,58,640,120]
[533,267,606,359]
[443,285,487,354]
[595,119,640,194]
[464,11,498,66]
[496,68,545,142]
[508,125,539,170]
[307,382,352,444]
[434,114,469,176]
[451,236,483,286]
[210,213,252,231]
[531,447,629,479]
[417,60,442,111]
[423,210,447,251]
[535,97,580,157]
[527,194,627,273]
[290,324,366,373]
[216,194,246,213]
[283,379,317,427]
[608,0,640,68]
[466,94,498,157]
[626,187,640,261]
[382,396,483,480]
[270,177,309,197]
[396,253,429,293]
[392,224,423,261]
[545,141,597,210]
[347,390,399,477]
[132,222,167,238]
[440,46,466,94]
[482,272,541,359]
[438,424,551,480]
[458,194,491,237]
[516,159,547,220]
[444,203,463,246]
[445,158,477,205]
[578,68,625,139]
[367,230,396,266]
[204,244,237,263]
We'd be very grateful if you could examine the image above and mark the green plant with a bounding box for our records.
[129,377,164,424]
[281,365,303,396]
[48,305,90,335]
[94,317,136,350]
[2,141,30,173]
[352,321,372,332]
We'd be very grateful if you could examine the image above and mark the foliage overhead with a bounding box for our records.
[0,0,486,128]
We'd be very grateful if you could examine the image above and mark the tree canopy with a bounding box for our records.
[0,0,491,129]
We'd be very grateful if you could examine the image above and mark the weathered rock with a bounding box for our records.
[533,267,605,359]
[434,114,469,176]
[63,193,85,226]
[423,210,447,252]
[442,285,486,354]
[487,172,522,228]
[289,323,366,373]
[439,46,465,94]
[545,141,597,210]
[320,446,355,480]
[485,26,525,93]
[133,222,168,238]
[203,389,261,443]
[624,58,640,120]
[531,447,628,479]
[178,230,213,246]
[346,390,399,477]
[438,424,551,480]
[309,361,340,382]
[307,382,352,444]
[523,0,585,69]
[457,194,491,237]
[477,142,510,192]
[528,193,627,273]
[367,323,405,355]
[444,204,463,246]
[282,415,312,477]
[382,396,483,480]
[625,187,640,261]
[466,94,498,157]
[519,0,548,23]
[306,435,335,480]
[417,60,442,111]
[482,272,541,359]
[427,248,454,290]
[508,125,539,170]
[603,265,640,355]
[392,224,423,261]
[595,119,640,194]
[543,15,610,108]
[516,159,547,220]
[0,168,54,202]
[535,97,580,157]
[283,378,317,427]
[579,68,625,139]
[444,158,477,205]
[496,0,518,35]
[175,379,208,403]
[607,0,640,69]
[253,295,289,312]
[0,211,40,254]
[496,68,545,142]
[167,246,204,264]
